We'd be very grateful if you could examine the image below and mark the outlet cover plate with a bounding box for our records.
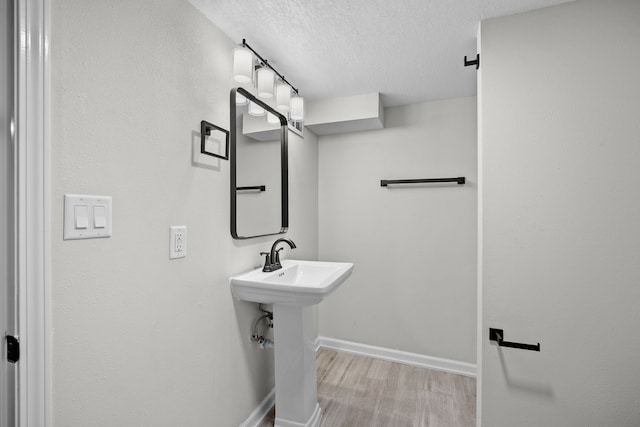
[170,226,187,259]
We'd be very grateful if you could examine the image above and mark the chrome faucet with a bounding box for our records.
[261,238,296,272]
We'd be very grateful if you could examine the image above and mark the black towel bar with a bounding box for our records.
[237,185,266,192]
[200,120,229,160]
[381,177,465,187]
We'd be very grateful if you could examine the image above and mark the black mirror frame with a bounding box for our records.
[230,87,289,240]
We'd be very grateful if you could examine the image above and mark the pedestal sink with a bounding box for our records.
[230,259,354,427]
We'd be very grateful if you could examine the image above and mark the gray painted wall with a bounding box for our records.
[480,0,640,425]
[318,97,477,363]
[51,0,318,425]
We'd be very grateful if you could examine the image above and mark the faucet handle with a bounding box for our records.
[260,252,272,272]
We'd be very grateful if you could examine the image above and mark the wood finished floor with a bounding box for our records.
[258,348,476,427]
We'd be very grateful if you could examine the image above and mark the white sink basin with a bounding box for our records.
[230,259,354,306]
[230,258,354,426]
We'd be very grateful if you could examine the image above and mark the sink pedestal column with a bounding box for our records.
[272,304,321,427]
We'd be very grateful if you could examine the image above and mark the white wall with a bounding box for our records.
[318,98,477,363]
[480,0,640,425]
[51,1,318,425]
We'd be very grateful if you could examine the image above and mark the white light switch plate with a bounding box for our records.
[63,194,112,240]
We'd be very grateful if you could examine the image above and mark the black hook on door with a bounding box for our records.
[464,54,480,70]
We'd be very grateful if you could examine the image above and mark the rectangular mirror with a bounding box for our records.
[230,87,288,239]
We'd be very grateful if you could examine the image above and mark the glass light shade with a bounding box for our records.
[235,92,248,106]
[275,83,291,111]
[233,47,253,83]
[290,96,304,121]
[257,67,275,98]
[248,101,265,117]
[267,112,280,125]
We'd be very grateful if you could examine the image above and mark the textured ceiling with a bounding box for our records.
[190,0,573,107]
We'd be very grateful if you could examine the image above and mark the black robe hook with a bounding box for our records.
[464,54,480,70]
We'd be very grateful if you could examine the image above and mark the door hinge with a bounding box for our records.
[5,335,19,363]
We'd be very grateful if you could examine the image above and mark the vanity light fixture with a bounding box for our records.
[233,46,253,83]
[235,91,248,106]
[248,100,266,117]
[275,82,291,111]
[290,95,304,122]
[257,67,275,98]
[232,38,303,121]
[267,111,280,125]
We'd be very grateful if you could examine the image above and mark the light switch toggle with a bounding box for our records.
[75,205,89,229]
[94,205,106,228]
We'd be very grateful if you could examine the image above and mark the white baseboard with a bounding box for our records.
[316,336,477,377]
[239,387,275,427]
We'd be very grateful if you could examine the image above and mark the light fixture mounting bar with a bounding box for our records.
[241,39,299,95]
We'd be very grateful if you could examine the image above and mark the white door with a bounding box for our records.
[480,1,640,426]
[1,1,17,426]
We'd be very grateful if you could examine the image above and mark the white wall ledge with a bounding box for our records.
[305,92,384,136]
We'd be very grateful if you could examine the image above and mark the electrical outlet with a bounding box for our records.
[170,226,187,259]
